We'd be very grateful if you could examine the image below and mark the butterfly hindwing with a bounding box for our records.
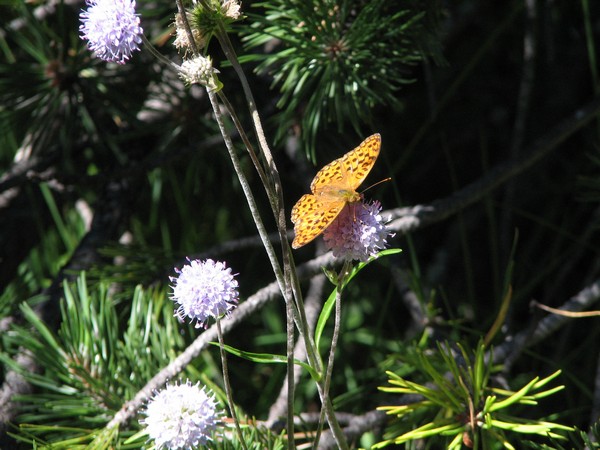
[291,194,345,248]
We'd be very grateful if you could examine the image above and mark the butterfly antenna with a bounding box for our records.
[361,177,391,194]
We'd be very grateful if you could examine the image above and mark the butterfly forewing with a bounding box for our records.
[341,133,381,190]
[310,133,381,194]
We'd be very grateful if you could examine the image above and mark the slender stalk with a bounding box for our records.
[285,295,295,450]
[315,261,352,449]
[206,90,287,300]
[311,284,344,449]
[211,18,327,447]
[325,269,346,401]
[140,34,180,71]
[316,393,348,450]
[195,5,350,447]
[215,18,323,365]
[175,0,200,56]
[212,21,297,305]
[214,22,277,182]
[216,91,278,213]
[218,91,321,390]
[212,89,304,448]
[216,319,248,450]
[205,95,322,442]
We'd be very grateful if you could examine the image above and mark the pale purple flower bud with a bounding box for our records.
[79,0,143,64]
[170,258,239,328]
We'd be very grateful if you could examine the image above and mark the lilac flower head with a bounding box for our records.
[79,0,143,64]
[170,258,239,328]
[323,200,394,262]
[141,380,222,449]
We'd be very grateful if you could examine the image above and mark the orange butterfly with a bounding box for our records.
[291,134,381,249]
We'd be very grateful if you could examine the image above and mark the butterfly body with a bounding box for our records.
[291,133,381,249]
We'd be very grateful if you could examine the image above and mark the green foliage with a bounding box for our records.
[315,249,402,351]
[524,422,600,449]
[375,341,572,449]
[0,274,185,447]
[0,2,154,165]
[2,0,600,448]
[242,0,438,159]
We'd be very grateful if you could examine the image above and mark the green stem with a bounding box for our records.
[285,290,296,450]
[216,319,248,450]
[213,90,313,450]
[314,261,352,449]
[319,296,344,446]
[214,17,323,369]
[213,20,327,447]
[215,91,279,219]
[140,34,180,72]
[206,90,287,301]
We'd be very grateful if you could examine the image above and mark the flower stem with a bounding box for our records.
[206,89,287,296]
[315,261,352,449]
[140,34,179,72]
[212,24,328,447]
[209,9,345,447]
[175,0,200,56]
[216,319,248,450]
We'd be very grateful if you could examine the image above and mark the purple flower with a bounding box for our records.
[170,258,239,328]
[79,0,143,64]
[323,200,393,261]
[141,380,222,449]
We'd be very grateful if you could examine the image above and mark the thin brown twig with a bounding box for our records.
[531,301,600,318]
[493,279,600,371]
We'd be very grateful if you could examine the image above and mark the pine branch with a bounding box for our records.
[0,178,135,439]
